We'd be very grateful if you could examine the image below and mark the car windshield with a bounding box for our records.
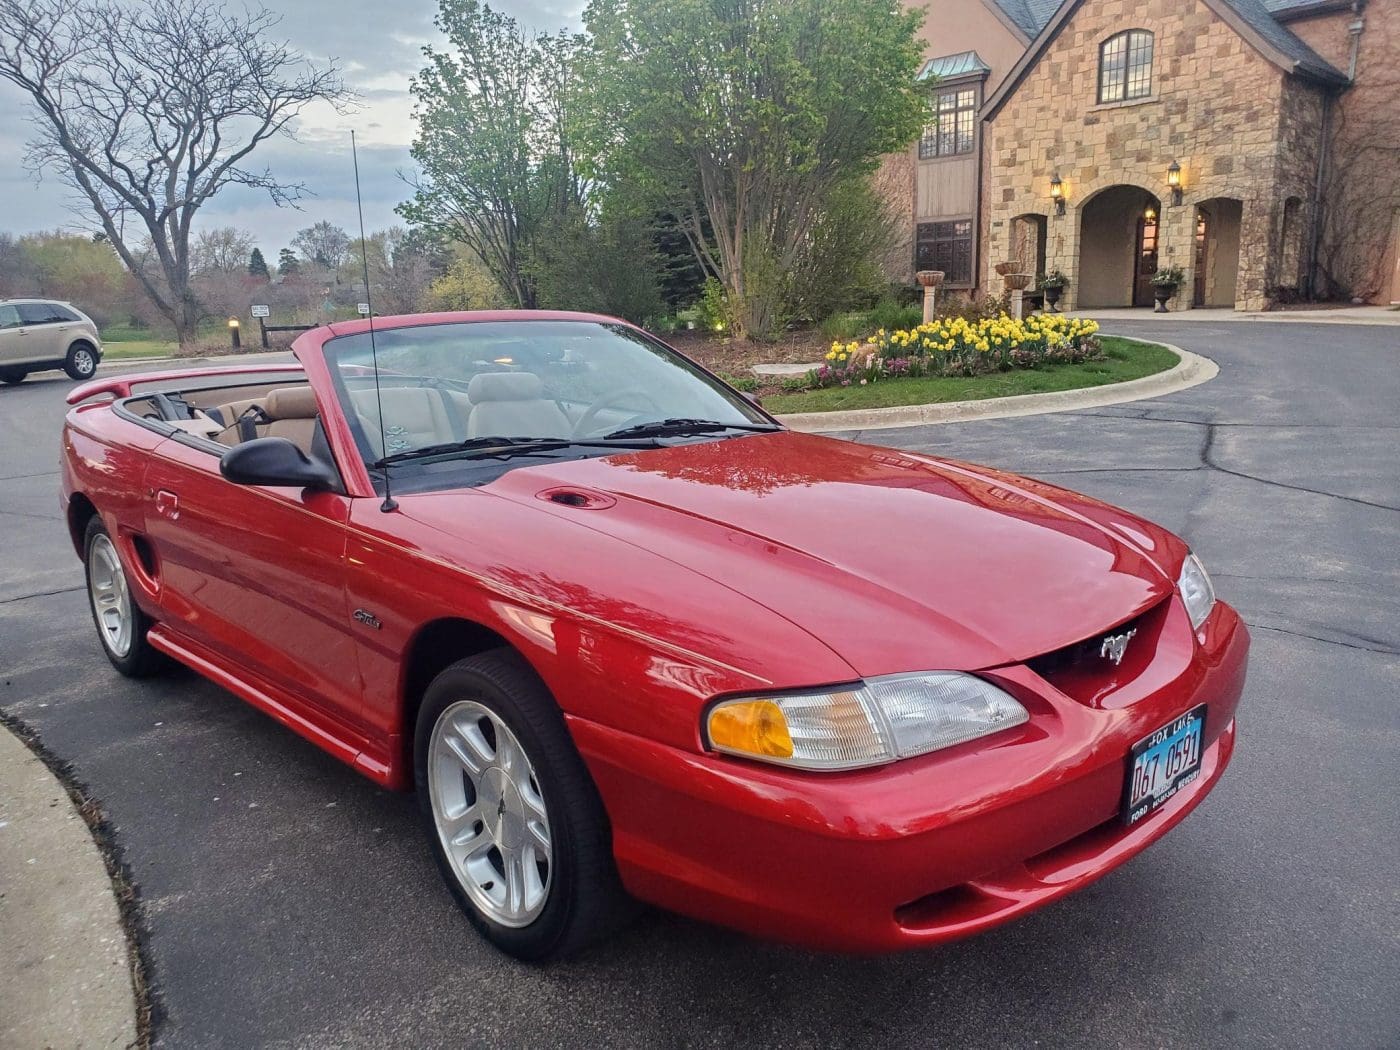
[323,320,773,469]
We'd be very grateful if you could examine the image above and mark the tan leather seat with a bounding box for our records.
[465,373,570,438]
[211,386,319,453]
[263,386,320,454]
[350,386,471,458]
[212,396,267,446]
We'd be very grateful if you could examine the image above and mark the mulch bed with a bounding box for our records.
[662,329,830,375]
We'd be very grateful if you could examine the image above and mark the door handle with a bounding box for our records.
[154,489,180,520]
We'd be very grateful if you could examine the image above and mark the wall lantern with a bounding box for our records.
[1167,160,1183,206]
[1050,171,1065,216]
[227,316,241,350]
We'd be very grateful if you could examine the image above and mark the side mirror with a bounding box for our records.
[742,391,763,407]
[220,437,337,491]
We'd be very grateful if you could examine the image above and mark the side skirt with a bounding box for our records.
[146,625,399,788]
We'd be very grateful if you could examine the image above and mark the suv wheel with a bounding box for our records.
[65,342,99,380]
[0,368,26,385]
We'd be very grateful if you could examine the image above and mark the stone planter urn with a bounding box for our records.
[916,270,945,322]
[1003,273,1034,292]
[1153,284,1178,313]
[1042,285,1064,311]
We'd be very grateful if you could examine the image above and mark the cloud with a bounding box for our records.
[0,0,585,251]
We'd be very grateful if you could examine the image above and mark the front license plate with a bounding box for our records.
[1122,704,1206,825]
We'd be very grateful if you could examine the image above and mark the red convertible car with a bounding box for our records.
[61,311,1248,960]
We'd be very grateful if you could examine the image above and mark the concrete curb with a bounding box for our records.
[774,337,1214,433]
[0,724,139,1050]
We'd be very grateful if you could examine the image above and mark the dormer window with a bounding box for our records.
[1098,30,1154,103]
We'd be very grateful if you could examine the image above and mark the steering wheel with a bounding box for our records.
[572,388,661,438]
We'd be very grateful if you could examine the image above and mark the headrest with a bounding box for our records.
[468,372,544,403]
[264,386,319,420]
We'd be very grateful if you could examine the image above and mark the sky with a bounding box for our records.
[0,0,581,255]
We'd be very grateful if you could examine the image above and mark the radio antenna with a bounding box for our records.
[351,130,396,512]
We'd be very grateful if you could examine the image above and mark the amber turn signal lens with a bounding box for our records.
[707,700,794,759]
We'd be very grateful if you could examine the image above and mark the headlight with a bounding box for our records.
[705,672,1029,771]
[1178,552,1216,630]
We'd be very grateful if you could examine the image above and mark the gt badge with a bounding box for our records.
[353,608,382,630]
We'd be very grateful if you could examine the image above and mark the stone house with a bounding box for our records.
[887,0,1400,310]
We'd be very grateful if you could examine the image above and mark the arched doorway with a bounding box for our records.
[1078,185,1162,308]
[1194,197,1243,307]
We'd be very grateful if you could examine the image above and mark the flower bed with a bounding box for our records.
[810,314,1100,390]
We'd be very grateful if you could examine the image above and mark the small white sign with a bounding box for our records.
[250,304,270,318]
[357,303,371,316]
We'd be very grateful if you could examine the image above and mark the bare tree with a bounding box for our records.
[0,0,348,347]
[292,221,352,270]
[192,227,256,275]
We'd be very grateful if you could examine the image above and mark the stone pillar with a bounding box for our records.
[1009,290,1024,319]
[915,270,945,322]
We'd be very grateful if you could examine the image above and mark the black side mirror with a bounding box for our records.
[742,391,763,408]
[220,437,337,491]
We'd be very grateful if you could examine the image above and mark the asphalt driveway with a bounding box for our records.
[1,321,1396,1049]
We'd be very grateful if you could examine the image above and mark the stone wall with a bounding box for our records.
[983,0,1323,311]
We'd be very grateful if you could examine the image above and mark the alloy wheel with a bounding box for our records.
[428,700,553,928]
[72,348,96,377]
[88,533,133,657]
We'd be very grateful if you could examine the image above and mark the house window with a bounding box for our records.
[1098,30,1154,103]
[918,88,976,159]
[916,220,974,285]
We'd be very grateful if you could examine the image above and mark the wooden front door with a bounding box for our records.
[1193,209,1209,306]
[1133,212,1159,307]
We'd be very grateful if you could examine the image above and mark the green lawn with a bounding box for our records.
[762,336,1178,414]
[100,338,177,359]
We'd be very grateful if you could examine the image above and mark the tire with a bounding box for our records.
[0,368,25,385]
[64,341,99,381]
[83,517,164,677]
[415,649,632,961]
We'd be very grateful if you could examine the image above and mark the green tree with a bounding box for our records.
[248,248,270,279]
[530,209,665,324]
[277,248,300,277]
[399,0,582,308]
[16,230,134,325]
[581,0,928,340]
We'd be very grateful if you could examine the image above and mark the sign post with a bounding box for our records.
[251,304,271,348]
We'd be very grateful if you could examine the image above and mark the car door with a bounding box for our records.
[15,303,64,363]
[0,305,23,364]
[140,435,368,733]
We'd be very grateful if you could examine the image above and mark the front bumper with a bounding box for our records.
[570,599,1249,952]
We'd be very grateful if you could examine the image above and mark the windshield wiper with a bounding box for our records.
[373,435,659,469]
[602,418,782,440]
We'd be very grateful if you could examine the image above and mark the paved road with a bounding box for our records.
[1,324,1396,1049]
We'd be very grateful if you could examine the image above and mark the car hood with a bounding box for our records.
[469,432,1183,677]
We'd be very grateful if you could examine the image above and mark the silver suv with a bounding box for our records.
[0,299,104,384]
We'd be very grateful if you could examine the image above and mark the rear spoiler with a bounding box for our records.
[66,363,307,406]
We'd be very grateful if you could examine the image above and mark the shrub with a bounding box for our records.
[719,373,759,392]
[696,277,732,334]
